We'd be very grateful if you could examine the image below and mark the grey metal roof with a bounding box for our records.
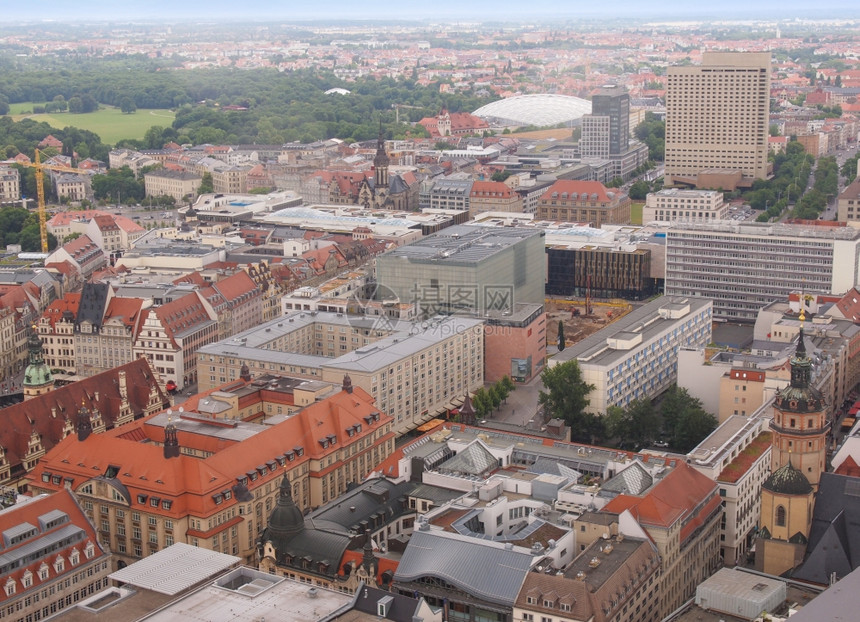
[380,224,542,265]
[308,479,415,530]
[0,524,85,572]
[281,523,351,567]
[782,563,860,622]
[108,542,240,595]
[794,472,860,584]
[394,529,533,606]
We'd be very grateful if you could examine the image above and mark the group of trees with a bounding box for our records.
[750,141,813,221]
[468,376,516,420]
[538,360,717,451]
[792,155,838,220]
[90,166,145,204]
[0,206,56,251]
[1,55,496,148]
[0,116,110,164]
[633,112,665,162]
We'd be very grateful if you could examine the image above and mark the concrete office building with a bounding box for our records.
[550,296,713,415]
[665,221,860,321]
[375,225,545,316]
[665,52,771,187]
[582,85,630,158]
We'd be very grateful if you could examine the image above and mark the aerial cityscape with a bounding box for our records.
[0,4,859,622]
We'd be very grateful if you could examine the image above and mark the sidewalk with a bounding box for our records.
[483,371,544,427]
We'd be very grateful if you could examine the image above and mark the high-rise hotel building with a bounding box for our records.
[665,52,771,186]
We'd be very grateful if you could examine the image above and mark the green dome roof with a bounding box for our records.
[762,460,812,496]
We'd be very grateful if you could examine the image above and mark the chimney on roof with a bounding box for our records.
[118,370,127,401]
[76,400,92,442]
[239,361,251,382]
[342,374,353,394]
[163,410,180,459]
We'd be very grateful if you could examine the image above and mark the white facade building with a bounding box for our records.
[644,189,728,223]
[552,296,713,415]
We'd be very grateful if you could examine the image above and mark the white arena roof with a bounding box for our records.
[473,94,592,127]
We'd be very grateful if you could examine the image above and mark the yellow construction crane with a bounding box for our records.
[18,149,92,253]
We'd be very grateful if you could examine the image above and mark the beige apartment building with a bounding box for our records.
[144,169,202,202]
[665,52,771,187]
[0,166,20,201]
[196,312,485,436]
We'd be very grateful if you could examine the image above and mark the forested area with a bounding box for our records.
[0,55,496,147]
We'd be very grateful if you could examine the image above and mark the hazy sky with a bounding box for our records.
[4,1,857,22]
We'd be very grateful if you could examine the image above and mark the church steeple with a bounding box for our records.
[373,121,389,190]
[790,310,812,389]
[23,328,54,400]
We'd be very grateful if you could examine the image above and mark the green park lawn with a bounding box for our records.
[9,102,176,145]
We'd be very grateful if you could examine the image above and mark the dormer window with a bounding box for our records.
[294,447,304,457]
[84,542,95,559]
[286,452,295,462]
[213,494,223,505]
[69,549,80,565]
[38,564,49,581]
[22,572,32,588]
[150,497,161,508]
[54,557,65,574]
[4,579,15,596]
[137,494,148,505]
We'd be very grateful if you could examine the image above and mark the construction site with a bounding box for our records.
[545,296,633,349]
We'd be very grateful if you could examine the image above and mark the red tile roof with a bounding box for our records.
[31,383,392,520]
[470,180,516,198]
[154,293,214,343]
[213,270,260,304]
[0,358,168,480]
[834,454,860,478]
[602,461,718,538]
[40,293,82,329]
[104,297,145,335]
[540,180,620,203]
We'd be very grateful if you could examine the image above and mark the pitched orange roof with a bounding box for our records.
[46,210,111,227]
[470,180,516,198]
[31,381,391,520]
[213,270,260,304]
[154,293,214,341]
[40,293,82,328]
[602,461,718,534]
[104,296,145,335]
[540,180,620,203]
[834,454,860,478]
